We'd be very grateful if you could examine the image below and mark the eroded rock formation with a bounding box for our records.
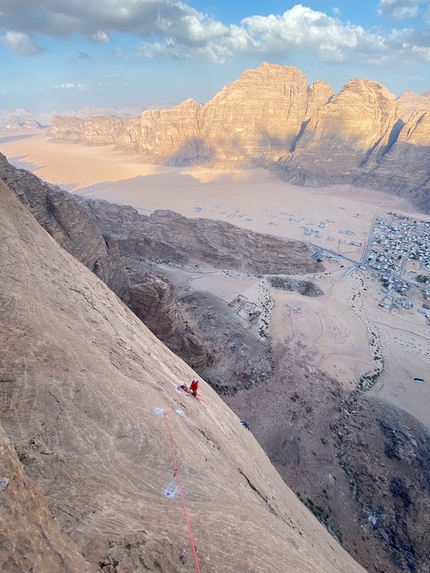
[274,78,402,185]
[50,62,430,212]
[129,273,210,370]
[51,63,334,167]
[76,199,322,275]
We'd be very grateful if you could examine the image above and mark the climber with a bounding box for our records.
[190,378,199,397]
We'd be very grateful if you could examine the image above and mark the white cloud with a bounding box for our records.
[0,31,44,56]
[91,30,110,43]
[379,0,425,20]
[1,1,430,69]
[55,82,75,89]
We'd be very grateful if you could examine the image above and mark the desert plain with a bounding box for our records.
[1,129,429,428]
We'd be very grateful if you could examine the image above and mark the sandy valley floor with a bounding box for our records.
[2,130,429,427]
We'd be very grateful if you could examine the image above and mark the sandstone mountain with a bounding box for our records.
[50,63,334,167]
[397,90,430,122]
[50,62,430,212]
[0,179,368,573]
[3,118,43,130]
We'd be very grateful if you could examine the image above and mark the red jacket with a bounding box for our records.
[190,379,199,392]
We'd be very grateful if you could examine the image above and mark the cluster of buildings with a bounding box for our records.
[366,216,430,323]
[365,216,430,282]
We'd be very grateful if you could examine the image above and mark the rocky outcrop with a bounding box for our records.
[274,78,402,186]
[0,179,367,573]
[0,153,130,301]
[76,199,322,275]
[50,114,85,143]
[3,119,43,130]
[50,114,130,146]
[267,276,324,296]
[397,90,430,122]
[137,99,206,164]
[129,273,210,370]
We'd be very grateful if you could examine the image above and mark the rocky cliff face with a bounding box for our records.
[274,78,402,186]
[50,63,430,212]
[51,63,334,168]
[129,273,211,370]
[0,153,130,301]
[397,90,430,121]
[0,179,367,573]
[355,110,430,212]
[76,199,322,276]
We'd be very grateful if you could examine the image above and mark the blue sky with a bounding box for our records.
[1,0,430,112]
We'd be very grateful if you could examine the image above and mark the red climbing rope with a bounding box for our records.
[164,411,202,573]
[178,386,221,416]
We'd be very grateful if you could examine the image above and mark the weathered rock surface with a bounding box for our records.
[397,90,430,121]
[0,179,367,573]
[0,425,97,573]
[274,78,402,185]
[0,153,130,301]
[129,273,211,370]
[75,198,322,275]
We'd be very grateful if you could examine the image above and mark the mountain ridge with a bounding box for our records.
[50,62,430,212]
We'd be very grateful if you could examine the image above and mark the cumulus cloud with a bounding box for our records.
[379,0,425,20]
[1,1,430,68]
[0,31,45,56]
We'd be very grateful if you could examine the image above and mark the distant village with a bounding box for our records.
[364,215,430,323]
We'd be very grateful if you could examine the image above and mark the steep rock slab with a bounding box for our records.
[0,180,366,573]
[0,153,130,301]
[0,425,97,573]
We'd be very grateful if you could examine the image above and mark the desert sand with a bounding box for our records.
[2,130,429,427]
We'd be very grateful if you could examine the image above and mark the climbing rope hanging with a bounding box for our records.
[163,409,202,573]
